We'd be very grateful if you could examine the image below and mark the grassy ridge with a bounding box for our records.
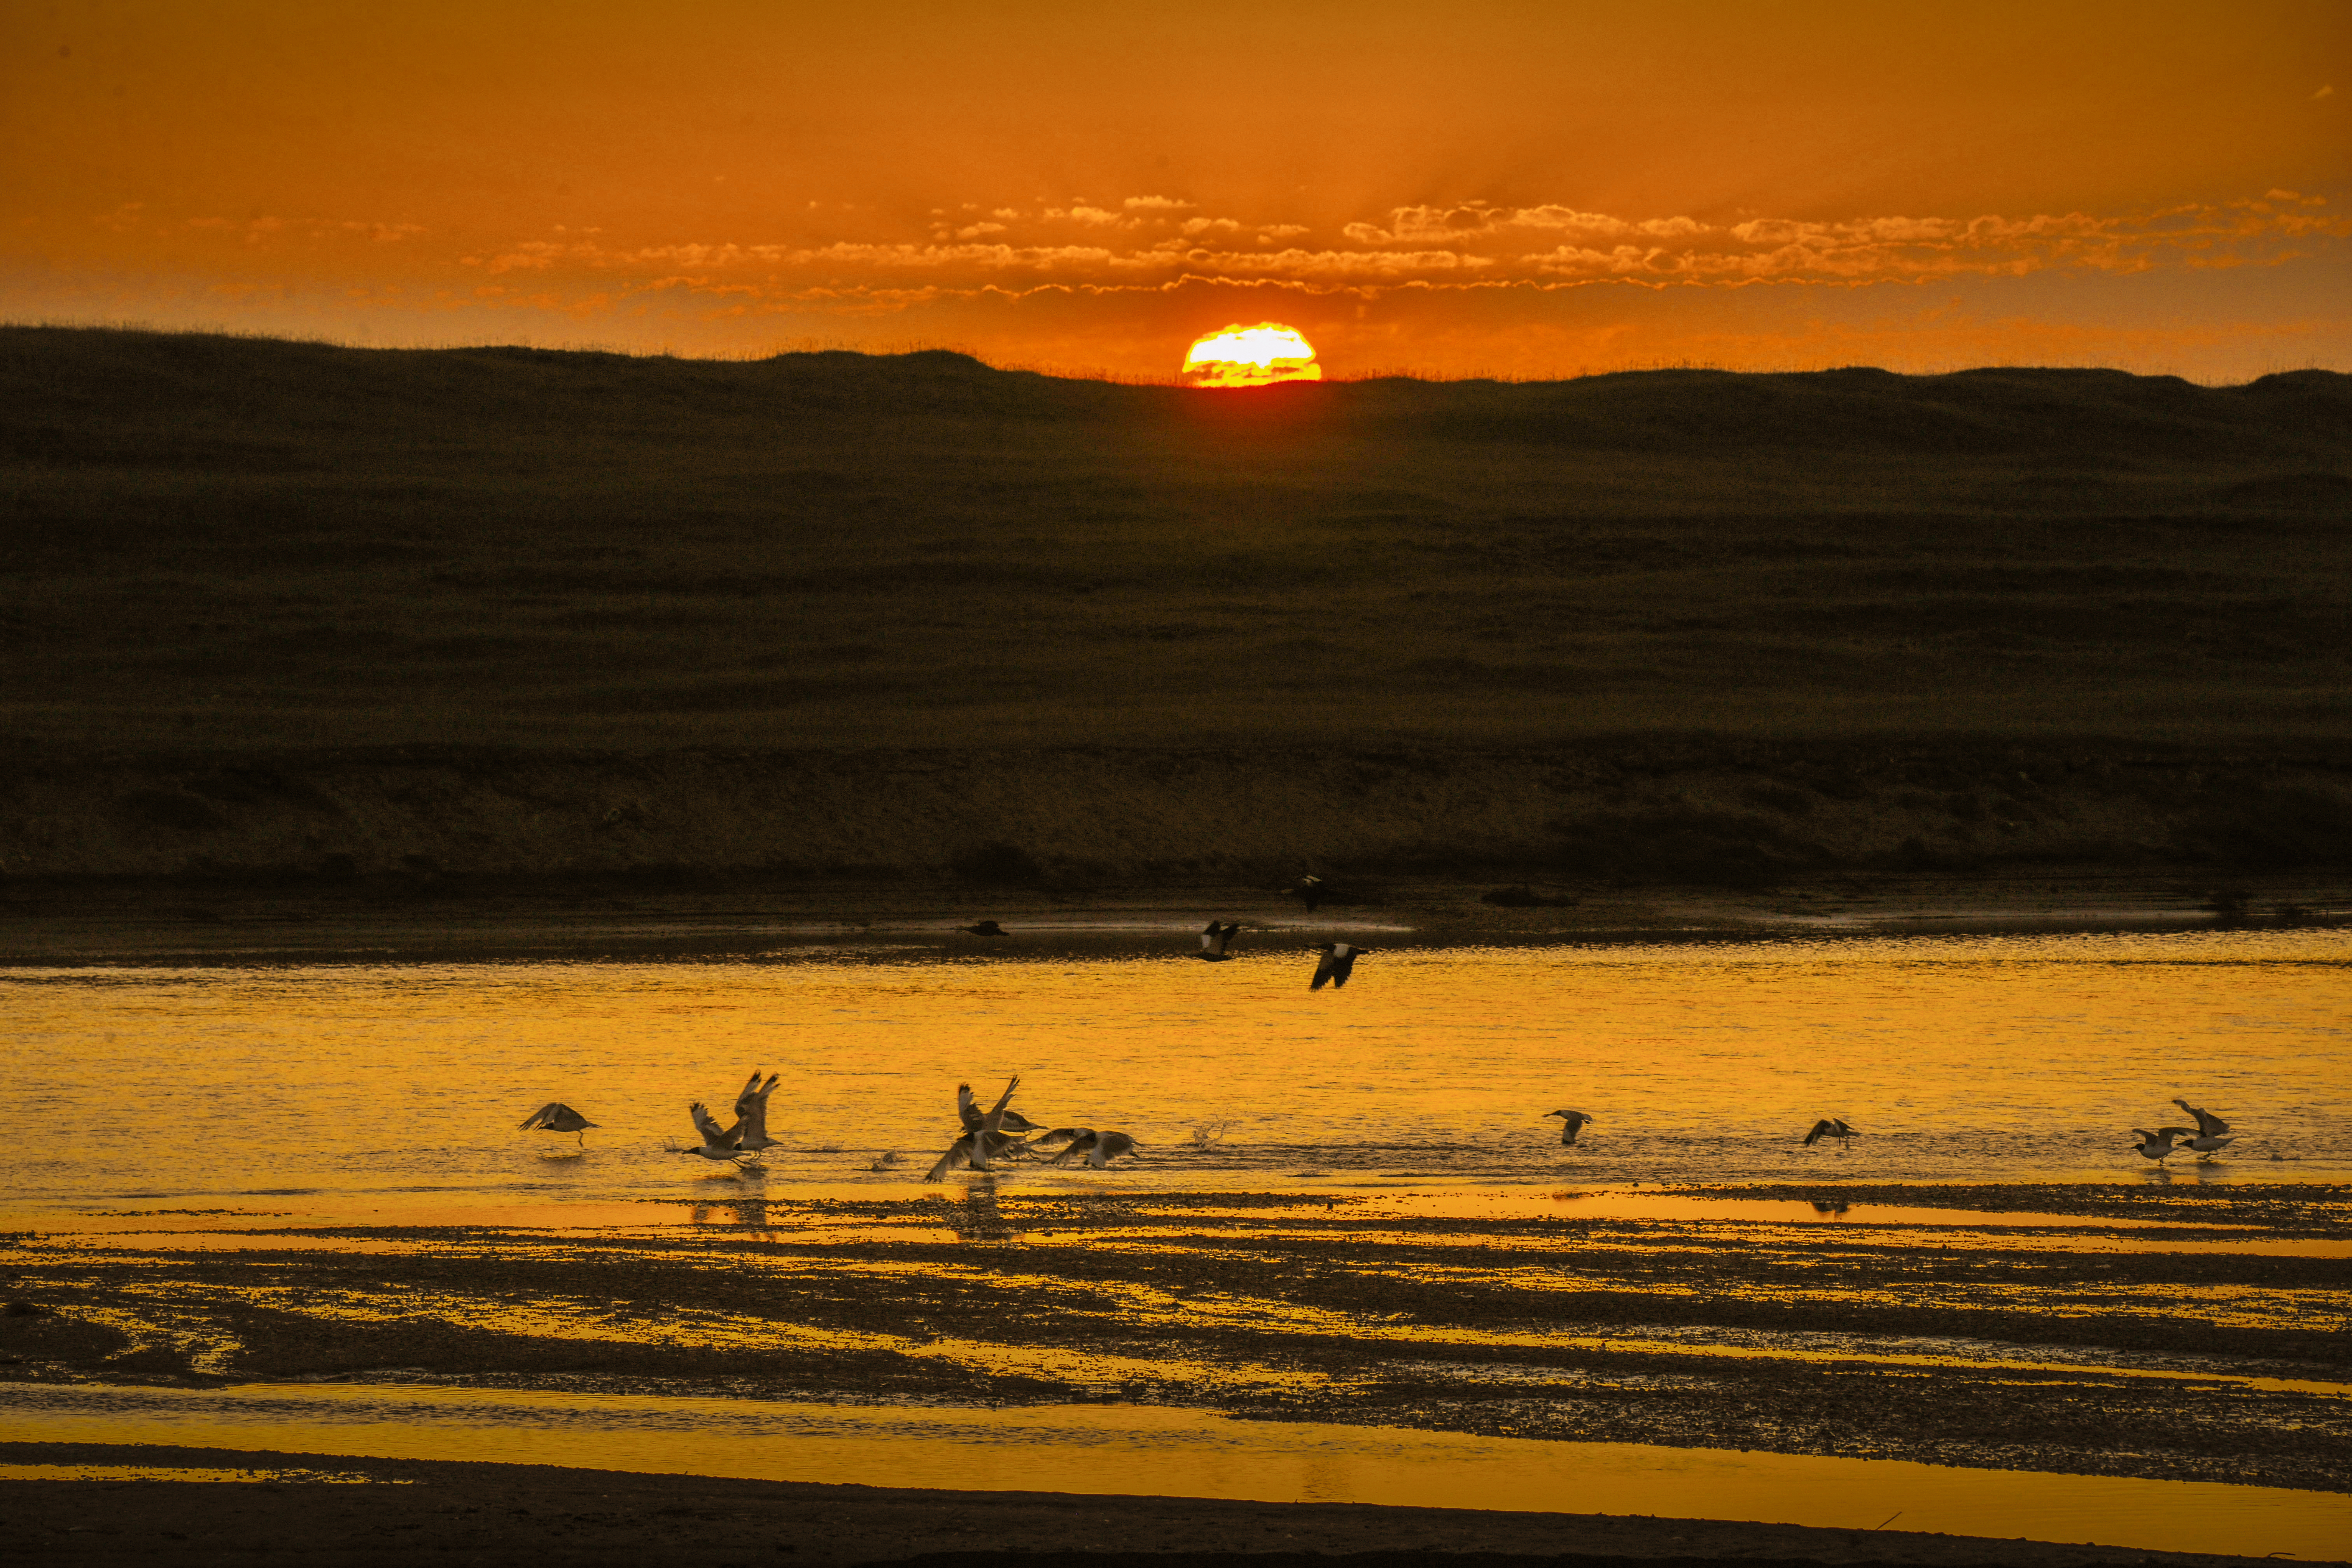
[5,327,2348,757]
[9,739,2351,885]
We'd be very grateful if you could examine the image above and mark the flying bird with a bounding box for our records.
[676,1069,782,1165]
[1802,1118,1860,1148]
[1193,920,1242,961]
[1034,1128,1141,1168]
[926,1076,1030,1181]
[958,1080,1045,1136]
[2132,1126,2197,1164]
[517,1102,597,1146]
[731,1070,782,1156]
[1288,875,1327,913]
[1311,942,1370,990]
[682,1101,750,1164]
[1545,1109,1595,1146]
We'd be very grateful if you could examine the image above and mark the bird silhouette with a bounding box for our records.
[2132,1126,2197,1163]
[517,1102,597,1147]
[1034,1128,1141,1168]
[926,1076,1029,1181]
[1311,942,1370,990]
[1192,920,1242,961]
[1545,1109,1595,1146]
[1802,1118,1859,1148]
[731,1071,782,1156]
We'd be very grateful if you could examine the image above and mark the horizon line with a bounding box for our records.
[5,317,2340,391]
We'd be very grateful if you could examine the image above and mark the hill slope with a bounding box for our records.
[5,327,2347,757]
[3,328,2348,885]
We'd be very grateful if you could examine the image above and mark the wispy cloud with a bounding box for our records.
[270,191,2342,320]
[178,214,425,245]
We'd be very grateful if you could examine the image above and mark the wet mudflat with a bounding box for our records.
[4,1183,2344,1498]
[7,1443,2333,1568]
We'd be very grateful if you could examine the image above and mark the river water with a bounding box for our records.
[5,927,2345,1212]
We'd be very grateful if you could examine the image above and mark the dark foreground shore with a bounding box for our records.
[5,1444,2333,1568]
[6,1185,2345,1496]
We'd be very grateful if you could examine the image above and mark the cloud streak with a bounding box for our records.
[150,192,2345,323]
[519,195,2331,294]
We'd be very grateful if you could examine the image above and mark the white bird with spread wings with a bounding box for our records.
[680,1070,782,1164]
[924,1076,1032,1181]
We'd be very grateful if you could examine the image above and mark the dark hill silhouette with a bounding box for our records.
[9,327,2345,468]
[1,325,2347,885]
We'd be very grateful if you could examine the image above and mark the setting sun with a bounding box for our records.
[1181,322,1323,388]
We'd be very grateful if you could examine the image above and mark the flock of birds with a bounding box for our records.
[519,1071,1138,1181]
[517,920,2248,1176]
[520,1088,2249,1172]
[918,1076,1139,1180]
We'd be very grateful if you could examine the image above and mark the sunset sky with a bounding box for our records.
[7,1,2345,380]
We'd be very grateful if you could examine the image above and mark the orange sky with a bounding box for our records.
[6,1,2346,378]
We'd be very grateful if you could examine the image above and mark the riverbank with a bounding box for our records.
[0,862,2345,967]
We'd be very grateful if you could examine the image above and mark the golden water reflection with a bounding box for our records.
[3,928,2346,1213]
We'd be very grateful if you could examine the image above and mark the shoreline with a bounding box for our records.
[1,868,2345,966]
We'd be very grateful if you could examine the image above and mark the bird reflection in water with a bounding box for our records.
[943,1178,1019,1242]
[1809,1201,1851,1217]
[690,1198,773,1229]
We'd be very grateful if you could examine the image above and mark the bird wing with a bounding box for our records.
[994,1109,1044,1133]
[735,1093,779,1150]
[1046,1132,1098,1167]
[981,1076,1020,1133]
[2174,1100,2231,1137]
[1311,950,1337,989]
[957,1082,983,1132]
[924,1134,975,1183]
[1096,1132,1138,1164]
[690,1102,737,1148]
[518,1102,562,1130]
[1030,1127,1087,1150]
[2154,1125,2197,1138]
[1803,1119,1835,1145]
[1832,1119,1857,1136]
[732,1071,766,1120]
[1328,951,1357,988]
